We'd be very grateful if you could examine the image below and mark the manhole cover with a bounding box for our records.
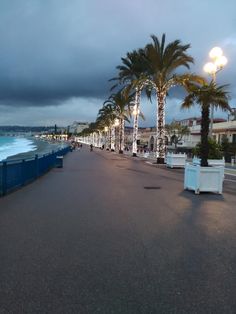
[144,186,161,190]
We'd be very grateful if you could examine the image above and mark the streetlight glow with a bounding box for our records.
[209,47,223,59]
[203,62,217,74]
[204,46,227,138]
[215,55,227,68]
[204,47,227,74]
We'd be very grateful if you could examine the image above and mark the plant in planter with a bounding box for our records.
[220,136,236,162]
[182,81,230,194]
[192,138,222,159]
[165,121,190,152]
[165,121,189,168]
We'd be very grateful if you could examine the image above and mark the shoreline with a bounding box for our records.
[5,138,69,162]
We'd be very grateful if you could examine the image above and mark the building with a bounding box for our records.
[228,108,236,121]
[190,120,236,145]
[68,121,89,134]
[124,116,236,151]
[177,117,226,127]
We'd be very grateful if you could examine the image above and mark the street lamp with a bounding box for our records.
[132,104,140,157]
[204,47,227,138]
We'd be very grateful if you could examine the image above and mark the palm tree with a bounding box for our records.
[94,116,108,148]
[110,49,148,155]
[181,81,230,166]
[144,34,203,163]
[97,103,117,149]
[165,121,190,151]
[104,90,133,153]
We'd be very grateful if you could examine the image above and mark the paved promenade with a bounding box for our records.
[0,147,236,313]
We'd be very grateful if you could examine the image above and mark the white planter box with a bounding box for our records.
[184,162,224,194]
[192,157,225,167]
[192,157,225,179]
[166,153,187,168]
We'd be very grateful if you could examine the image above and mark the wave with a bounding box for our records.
[0,137,37,161]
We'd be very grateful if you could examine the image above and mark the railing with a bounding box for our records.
[0,146,70,196]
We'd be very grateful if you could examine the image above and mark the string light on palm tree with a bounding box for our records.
[104,126,108,149]
[132,103,140,157]
[144,34,201,164]
[111,118,119,151]
[203,47,228,138]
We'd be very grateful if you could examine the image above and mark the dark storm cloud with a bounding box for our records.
[0,0,119,105]
[0,0,236,124]
[0,72,110,104]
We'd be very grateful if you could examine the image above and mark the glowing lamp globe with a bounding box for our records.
[209,47,223,59]
[215,55,227,68]
[203,62,217,74]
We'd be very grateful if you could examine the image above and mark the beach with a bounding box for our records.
[5,138,69,161]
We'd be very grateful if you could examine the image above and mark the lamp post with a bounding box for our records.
[132,104,140,157]
[203,47,227,138]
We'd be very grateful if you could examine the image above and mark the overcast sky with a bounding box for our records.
[0,0,236,126]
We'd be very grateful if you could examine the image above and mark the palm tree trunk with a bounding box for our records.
[132,89,141,156]
[98,131,101,148]
[105,130,109,150]
[111,126,115,151]
[92,133,95,146]
[119,118,124,153]
[108,127,111,149]
[155,97,159,159]
[157,92,166,164]
[200,105,210,167]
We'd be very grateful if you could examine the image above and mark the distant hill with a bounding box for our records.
[0,126,56,133]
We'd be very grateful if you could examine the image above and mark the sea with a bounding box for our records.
[0,136,37,161]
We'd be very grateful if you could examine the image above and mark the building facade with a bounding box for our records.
[124,116,236,151]
[68,121,89,134]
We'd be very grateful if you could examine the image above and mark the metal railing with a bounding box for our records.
[0,146,70,196]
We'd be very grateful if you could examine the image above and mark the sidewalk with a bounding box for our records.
[0,148,235,313]
[124,150,236,174]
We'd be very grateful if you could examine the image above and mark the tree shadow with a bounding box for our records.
[146,190,236,312]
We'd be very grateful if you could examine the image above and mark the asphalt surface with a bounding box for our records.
[0,147,236,314]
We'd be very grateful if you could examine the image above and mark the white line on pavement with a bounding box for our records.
[225,172,236,177]
[225,178,236,183]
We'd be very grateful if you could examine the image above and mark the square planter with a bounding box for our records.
[192,157,225,167]
[184,162,224,194]
[192,157,225,179]
[166,153,187,168]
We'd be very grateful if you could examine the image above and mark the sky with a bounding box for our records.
[0,0,236,127]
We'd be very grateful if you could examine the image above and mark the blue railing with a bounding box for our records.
[0,146,71,196]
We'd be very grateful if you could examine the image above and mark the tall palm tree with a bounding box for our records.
[181,81,230,166]
[110,49,148,155]
[144,34,202,163]
[97,103,117,149]
[104,90,133,153]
